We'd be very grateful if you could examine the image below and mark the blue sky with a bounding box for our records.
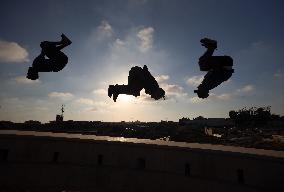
[0,0,283,122]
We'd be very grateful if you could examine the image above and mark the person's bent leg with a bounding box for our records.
[27,67,39,80]
[41,46,68,72]
[56,34,72,50]
[198,38,217,71]
[204,70,233,90]
[199,56,214,71]
[128,70,144,97]
[40,34,72,51]
[31,52,45,69]
[27,59,54,80]
[195,71,218,98]
[41,39,69,72]
[108,84,133,102]
[34,59,55,72]
[27,52,46,80]
[198,48,217,71]
[52,52,68,72]
[197,57,219,94]
[210,56,233,69]
[196,70,233,98]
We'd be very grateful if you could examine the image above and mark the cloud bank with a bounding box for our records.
[137,27,154,52]
[48,92,74,99]
[14,76,41,84]
[186,75,204,87]
[0,40,29,63]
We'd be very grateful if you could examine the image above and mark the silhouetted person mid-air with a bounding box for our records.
[108,65,165,102]
[194,38,234,98]
[26,34,72,80]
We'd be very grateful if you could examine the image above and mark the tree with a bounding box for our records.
[229,110,237,119]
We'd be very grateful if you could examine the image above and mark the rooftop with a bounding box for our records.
[1,130,284,159]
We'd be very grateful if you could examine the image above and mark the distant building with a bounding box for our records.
[56,114,63,122]
[179,117,234,127]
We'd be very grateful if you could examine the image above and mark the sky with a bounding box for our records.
[0,0,283,122]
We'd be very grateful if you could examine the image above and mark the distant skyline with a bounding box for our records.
[0,0,283,122]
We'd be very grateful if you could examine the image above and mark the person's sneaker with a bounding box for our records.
[194,89,209,99]
[200,38,217,49]
[26,67,39,80]
[61,33,72,45]
[108,85,114,98]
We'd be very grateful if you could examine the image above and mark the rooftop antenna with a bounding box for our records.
[55,104,65,122]
[61,104,65,118]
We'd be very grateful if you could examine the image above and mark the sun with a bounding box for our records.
[119,94,134,102]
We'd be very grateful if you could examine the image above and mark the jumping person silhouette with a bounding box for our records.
[108,65,165,102]
[194,38,234,98]
[27,34,72,80]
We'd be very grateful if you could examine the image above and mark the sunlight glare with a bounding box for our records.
[119,94,134,102]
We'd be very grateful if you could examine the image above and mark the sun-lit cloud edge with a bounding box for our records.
[48,92,74,99]
[13,76,41,85]
[0,39,29,63]
[189,84,255,104]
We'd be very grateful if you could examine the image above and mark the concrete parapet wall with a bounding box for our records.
[0,130,283,191]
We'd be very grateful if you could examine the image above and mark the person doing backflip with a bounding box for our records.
[27,34,72,80]
[194,38,234,98]
[108,65,165,102]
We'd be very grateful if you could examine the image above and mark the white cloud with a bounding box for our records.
[162,84,185,96]
[191,84,254,103]
[154,74,188,99]
[93,88,107,95]
[137,27,154,52]
[237,84,254,93]
[155,75,169,84]
[210,93,233,101]
[190,96,206,104]
[215,93,232,100]
[89,20,114,41]
[189,92,232,104]
[118,82,184,103]
[76,98,95,106]
[274,73,283,79]
[190,84,255,103]
[14,76,41,84]
[0,40,29,63]
[114,38,126,46]
[97,20,113,39]
[48,92,73,99]
[154,74,187,98]
[137,92,154,102]
[83,101,111,112]
[186,75,204,87]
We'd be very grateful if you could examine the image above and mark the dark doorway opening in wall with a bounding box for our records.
[237,168,244,184]
[185,163,191,177]
[98,154,103,166]
[0,149,9,161]
[136,157,146,170]
[52,152,59,163]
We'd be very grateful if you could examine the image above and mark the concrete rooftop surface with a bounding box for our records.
[1,129,284,159]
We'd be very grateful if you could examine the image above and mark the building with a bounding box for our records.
[0,130,283,191]
[179,117,235,128]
